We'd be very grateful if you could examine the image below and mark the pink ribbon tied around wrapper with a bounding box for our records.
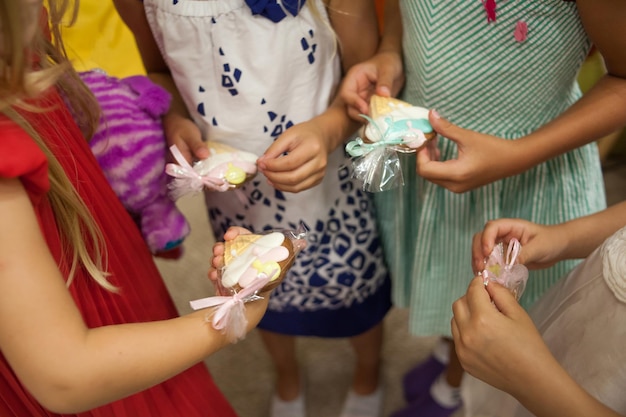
[189,273,272,343]
[165,145,230,198]
[481,238,528,301]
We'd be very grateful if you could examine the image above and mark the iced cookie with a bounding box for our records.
[220,232,296,293]
[363,95,436,152]
[194,141,258,190]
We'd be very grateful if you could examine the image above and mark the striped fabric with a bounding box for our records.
[375,0,606,336]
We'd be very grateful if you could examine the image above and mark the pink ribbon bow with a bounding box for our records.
[165,145,230,199]
[189,274,272,342]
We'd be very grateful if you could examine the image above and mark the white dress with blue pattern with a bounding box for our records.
[144,0,391,337]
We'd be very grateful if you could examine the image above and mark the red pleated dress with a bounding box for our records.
[0,89,238,417]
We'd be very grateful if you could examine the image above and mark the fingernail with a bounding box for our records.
[378,86,390,97]
[431,109,441,120]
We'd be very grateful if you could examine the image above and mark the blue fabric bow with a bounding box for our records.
[245,0,307,23]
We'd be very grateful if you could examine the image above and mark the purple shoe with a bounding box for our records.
[391,391,460,417]
[402,356,446,403]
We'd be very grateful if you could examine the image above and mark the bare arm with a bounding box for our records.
[453,277,623,417]
[417,0,626,192]
[513,0,626,169]
[472,200,626,272]
[326,0,379,72]
[338,0,405,119]
[519,0,626,163]
[259,1,381,191]
[112,0,208,161]
[0,178,267,413]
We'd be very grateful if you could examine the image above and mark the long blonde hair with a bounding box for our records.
[0,0,114,291]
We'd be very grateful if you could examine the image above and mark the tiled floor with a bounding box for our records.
[155,151,626,417]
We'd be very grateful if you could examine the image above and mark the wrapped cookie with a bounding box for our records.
[481,238,528,301]
[165,141,258,199]
[189,227,307,342]
[345,95,436,192]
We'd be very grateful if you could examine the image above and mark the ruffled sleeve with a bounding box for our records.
[0,117,49,202]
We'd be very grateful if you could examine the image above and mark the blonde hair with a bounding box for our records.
[0,0,115,291]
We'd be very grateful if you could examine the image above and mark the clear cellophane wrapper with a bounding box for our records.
[481,238,528,301]
[165,142,258,199]
[350,145,405,192]
[345,100,433,193]
[189,225,308,342]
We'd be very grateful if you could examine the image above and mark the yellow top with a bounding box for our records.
[58,0,145,77]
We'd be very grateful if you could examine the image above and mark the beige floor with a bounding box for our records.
[155,152,626,417]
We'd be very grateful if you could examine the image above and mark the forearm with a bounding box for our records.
[327,0,378,71]
[513,360,622,417]
[557,200,626,259]
[147,71,193,126]
[112,0,194,131]
[379,0,402,55]
[509,75,626,176]
[314,96,361,152]
[30,299,267,413]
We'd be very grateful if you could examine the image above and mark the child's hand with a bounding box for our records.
[208,227,252,283]
[471,218,568,273]
[451,276,557,397]
[257,120,330,193]
[164,112,209,163]
[416,111,530,193]
[339,50,404,121]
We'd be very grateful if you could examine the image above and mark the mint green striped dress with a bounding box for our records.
[375,0,606,337]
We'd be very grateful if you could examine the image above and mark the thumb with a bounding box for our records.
[190,140,210,160]
[429,110,466,146]
[484,281,522,317]
[375,66,396,98]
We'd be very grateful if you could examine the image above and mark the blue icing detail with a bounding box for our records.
[301,38,309,51]
[197,102,205,116]
[263,126,268,133]
[228,88,238,96]
[224,63,230,71]
[172,0,178,4]
[211,17,216,24]
[261,98,266,105]
[219,47,224,56]
[268,111,277,121]
[212,117,218,126]
[234,68,242,82]
[199,85,205,92]
[285,121,294,129]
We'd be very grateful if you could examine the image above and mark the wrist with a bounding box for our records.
[315,104,359,152]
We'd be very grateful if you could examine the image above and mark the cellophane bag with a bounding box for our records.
[189,225,308,342]
[481,238,528,301]
[165,143,258,199]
